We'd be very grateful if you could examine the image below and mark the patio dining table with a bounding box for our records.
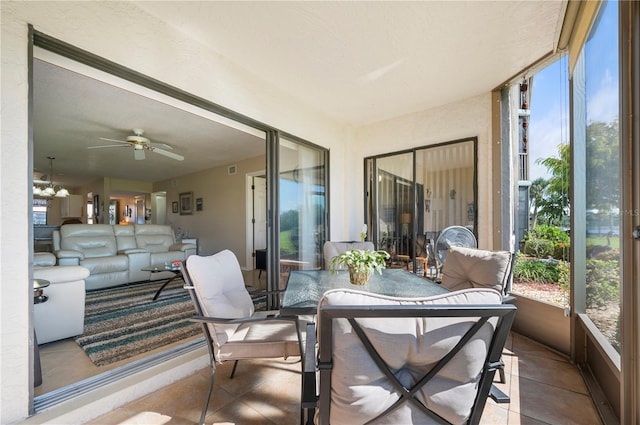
[280,268,449,315]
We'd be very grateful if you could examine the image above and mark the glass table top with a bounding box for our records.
[281,268,449,314]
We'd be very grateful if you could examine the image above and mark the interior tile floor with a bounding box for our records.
[85,332,603,425]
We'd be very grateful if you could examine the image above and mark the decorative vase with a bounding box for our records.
[348,267,372,285]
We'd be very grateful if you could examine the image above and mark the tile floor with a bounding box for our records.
[86,332,603,425]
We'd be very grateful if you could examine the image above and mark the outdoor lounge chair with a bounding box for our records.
[182,250,304,425]
[302,288,516,424]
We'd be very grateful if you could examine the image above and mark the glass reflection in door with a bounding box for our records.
[278,137,327,286]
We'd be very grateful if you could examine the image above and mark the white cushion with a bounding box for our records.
[440,246,512,293]
[186,250,255,346]
[318,288,502,425]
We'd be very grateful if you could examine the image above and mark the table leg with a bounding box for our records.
[152,273,181,301]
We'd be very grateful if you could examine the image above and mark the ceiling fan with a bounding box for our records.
[88,128,184,161]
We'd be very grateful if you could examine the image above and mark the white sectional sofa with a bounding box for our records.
[33,253,90,344]
[53,224,196,290]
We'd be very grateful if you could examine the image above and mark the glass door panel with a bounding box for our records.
[278,137,327,286]
[366,138,476,278]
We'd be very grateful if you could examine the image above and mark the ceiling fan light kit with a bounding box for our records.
[89,128,184,161]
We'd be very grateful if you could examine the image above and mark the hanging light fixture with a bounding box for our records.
[34,157,69,198]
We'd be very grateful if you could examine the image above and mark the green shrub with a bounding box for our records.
[553,241,570,261]
[524,225,569,244]
[523,226,570,260]
[585,259,619,309]
[557,260,570,293]
[523,238,555,258]
[513,255,560,283]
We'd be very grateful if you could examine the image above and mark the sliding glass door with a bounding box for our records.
[365,138,477,276]
[277,136,327,288]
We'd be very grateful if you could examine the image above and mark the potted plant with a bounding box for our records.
[330,249,390,285]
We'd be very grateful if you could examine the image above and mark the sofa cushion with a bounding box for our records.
[80,255,128,274]
[114,224,137,251]
[135,224,176,253]
[59,224,117,258]
[319,288,503,425]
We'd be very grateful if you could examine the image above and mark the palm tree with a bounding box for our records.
[529,177,548,228]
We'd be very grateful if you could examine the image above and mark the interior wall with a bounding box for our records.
[154,155,265,267]
[353,93,494,249]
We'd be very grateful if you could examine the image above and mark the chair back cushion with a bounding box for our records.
[59,224,117,258]
[318,288,503,425]
[440,246,512,293]
[186,250,254,345]
[323,241,375,270]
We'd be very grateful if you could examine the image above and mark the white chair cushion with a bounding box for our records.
[440,246,512,293]
[319,288,502,425]
[186,250,255,346]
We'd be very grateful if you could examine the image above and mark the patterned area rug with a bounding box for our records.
[76,279,202,366]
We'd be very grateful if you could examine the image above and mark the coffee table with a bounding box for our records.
[143,264,183,301]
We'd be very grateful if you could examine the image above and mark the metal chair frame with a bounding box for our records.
[182,259,304,425]
[303,303,516,425]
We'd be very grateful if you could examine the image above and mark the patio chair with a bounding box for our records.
[323,241,375,270]
[182,250,304,425]
[440,246,514,294]
[440,246,516,401]
[302,288,515,424]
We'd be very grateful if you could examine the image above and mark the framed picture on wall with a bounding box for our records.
[172,201,179,213]
[179,192,193,215]
[93,194,100,218]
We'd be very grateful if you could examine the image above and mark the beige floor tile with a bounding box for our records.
[86,409,174,425]
[516,352,589,395]
[479,402,509,424]
[512,333,569,363]
[511,376,601,424]
[48,330,604,425]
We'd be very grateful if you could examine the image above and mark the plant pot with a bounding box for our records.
[348,267,372,285]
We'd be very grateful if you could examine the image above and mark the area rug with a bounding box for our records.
[76,279,202,367]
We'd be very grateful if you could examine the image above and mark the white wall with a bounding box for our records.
[353,93,494,248]
[1,3,495,423]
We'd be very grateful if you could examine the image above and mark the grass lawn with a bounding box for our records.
[280,230,296,255]
[586,235,620,250]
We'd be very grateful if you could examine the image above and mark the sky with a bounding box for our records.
[529,0,618,181]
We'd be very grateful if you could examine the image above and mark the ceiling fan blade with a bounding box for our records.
[87,144,130,149]
[98,138,129,144]
[134,149,146,160]
[151,147,184,161]
[149,142,174,150]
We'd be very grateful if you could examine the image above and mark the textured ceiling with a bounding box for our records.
[34,1,565,190]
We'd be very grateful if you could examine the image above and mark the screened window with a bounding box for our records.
[574,0,621,353]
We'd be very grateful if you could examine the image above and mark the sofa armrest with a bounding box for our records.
[34,252,56,267]
[170,243,196,252]
[55,249,83,266]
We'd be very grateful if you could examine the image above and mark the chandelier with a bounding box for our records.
[33,156,69,198]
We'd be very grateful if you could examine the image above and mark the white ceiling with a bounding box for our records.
[34,1,566,189]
